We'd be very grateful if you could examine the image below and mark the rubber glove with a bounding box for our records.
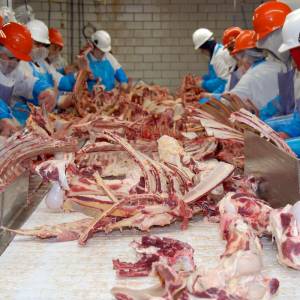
[0,99,13,120]
[286,137,300,157]
[265,112,300,138]
[38,89,57,112]
[260,102,280,121]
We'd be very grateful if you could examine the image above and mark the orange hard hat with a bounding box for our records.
[0,16,3,28]
[253,1,292,41]
[0,22,33,61]
[222,26,242,48]
[49,28,64,48]
[231,30,257,55]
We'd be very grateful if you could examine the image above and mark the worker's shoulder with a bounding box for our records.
[105,52,121,70]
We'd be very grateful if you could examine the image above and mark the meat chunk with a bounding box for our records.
[113,236,196,277]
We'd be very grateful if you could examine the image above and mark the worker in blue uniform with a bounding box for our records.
[192,28,235,101]
[84,30,128,92]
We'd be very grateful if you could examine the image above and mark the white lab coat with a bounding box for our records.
[18,59,63,88]
[230,55,288,109]
[4,65,37,103]
[211,44,236,80]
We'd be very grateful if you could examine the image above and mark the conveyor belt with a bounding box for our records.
[0,201,299,300]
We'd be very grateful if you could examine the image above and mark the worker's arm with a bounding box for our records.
[106,53,128,85]
[12,62,53,106]
[45,61,76,92]
[202,76,227,93]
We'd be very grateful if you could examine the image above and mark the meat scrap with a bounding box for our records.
[112,263,189,300]
[270,201,300,270]
[2,218,93,242]
[113,236,196,277]
[219,192,272,236]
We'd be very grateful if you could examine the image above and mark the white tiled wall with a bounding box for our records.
[13,0,262,90]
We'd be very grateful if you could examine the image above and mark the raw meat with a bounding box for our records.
[270,201,300,270]
[113,236,195,277]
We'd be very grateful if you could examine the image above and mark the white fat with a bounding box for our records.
[235,219,249,233]
[157,135,185,166]
[222,251,262,278]
[291,201,300,231]
[45,182,64,211]
[157,135,185,165]
[219,193,237,215]
[173,256,194,273]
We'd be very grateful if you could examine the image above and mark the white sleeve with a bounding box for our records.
[230,60,281,109]
[10,62,36,99]
[43,60,63,86]
[105,52,121,71]
[230,70,254,101]
[212,48,234,80]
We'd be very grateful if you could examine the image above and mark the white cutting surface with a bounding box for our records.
[0,201,299,300]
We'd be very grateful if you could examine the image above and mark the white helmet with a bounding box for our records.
[26,19,50,44]
[279,9,300,53]
[192,28,213,50]
[91,30,111,52]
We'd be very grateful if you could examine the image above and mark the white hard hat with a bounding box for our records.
[91,30,111,52]
[26,19,50,44]
[279,9,300,53]
[192,28,213,50]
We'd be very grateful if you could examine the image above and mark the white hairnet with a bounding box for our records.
[235,49,265,65]
[256,28,290,63]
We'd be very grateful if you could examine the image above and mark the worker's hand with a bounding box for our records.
[120,82,129,92]
[77,55,89,71]
[0,118,21,137]
[38,89,57,112]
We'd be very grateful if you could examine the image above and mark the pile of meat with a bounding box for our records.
[1,75,299,299]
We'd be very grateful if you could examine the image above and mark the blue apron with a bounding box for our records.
[278,68,296,115]
[87,53,116,91]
